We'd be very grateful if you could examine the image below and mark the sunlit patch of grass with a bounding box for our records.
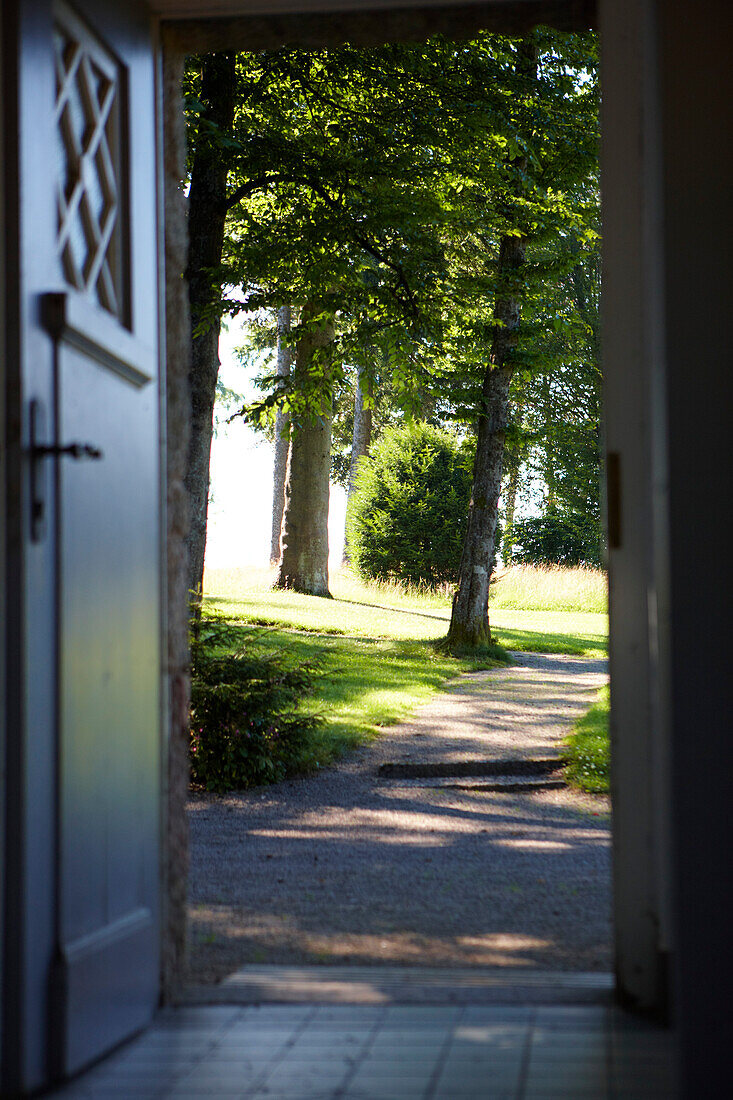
[564,685,610,793]
[489,564,608,614]
[203,565,276,599]
[206,589,447,641]
[204,565,453,616]
[205,563,608,616]
[204,567,608,657]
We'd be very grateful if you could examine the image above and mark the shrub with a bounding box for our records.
[508,509,604,568]
[190,618,323,792]
[346,422,473,587]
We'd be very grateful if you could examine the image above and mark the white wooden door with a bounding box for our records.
[6,0,163,1086]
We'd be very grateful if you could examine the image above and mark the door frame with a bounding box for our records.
[11,0,721,1091]
[161,0,669,1016]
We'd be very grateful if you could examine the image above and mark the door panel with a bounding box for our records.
[46,292,160,1073]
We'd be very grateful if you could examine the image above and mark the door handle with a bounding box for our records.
[29,399,104,542]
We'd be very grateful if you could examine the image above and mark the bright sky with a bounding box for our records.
[205,319,347,569]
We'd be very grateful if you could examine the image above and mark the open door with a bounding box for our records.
[46,0,162,1078]
[2,0,163,1089]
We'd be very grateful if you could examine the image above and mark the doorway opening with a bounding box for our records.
[172,24,613,1007]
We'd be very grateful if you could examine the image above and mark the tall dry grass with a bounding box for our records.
[489,564,607,613]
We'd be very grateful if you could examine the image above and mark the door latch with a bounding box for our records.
[32,442,103,460]
[29,399,104,542]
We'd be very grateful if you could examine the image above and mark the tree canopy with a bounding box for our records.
[182,27,601,609]
[185,29,598,424]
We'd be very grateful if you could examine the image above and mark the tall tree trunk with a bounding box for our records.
[274,309,335,596]
[184,53,237,604]
[502,450,521,560]
[570,241,604,549]
[447,231,527,649]
[270,305,292,563]
[500,397,525,561]
[542,375,557,509]
[342,369,372,565]
[447,37,535,649]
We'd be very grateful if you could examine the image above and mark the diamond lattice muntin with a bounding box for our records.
[54,20,123,318]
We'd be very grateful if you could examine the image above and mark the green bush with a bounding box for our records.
[508,509,603,568]
[346,422,472,587]
[190,618,323,792]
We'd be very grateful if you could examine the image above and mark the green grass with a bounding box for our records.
[205,567,608,657]
[201,565,608,773]
[245,629,505,767]
[564,685,610,793]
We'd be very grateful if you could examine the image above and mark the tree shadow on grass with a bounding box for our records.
[335,596,450,624]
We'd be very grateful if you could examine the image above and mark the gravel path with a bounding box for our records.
[188,652,610,985]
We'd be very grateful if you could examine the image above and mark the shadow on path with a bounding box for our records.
[188,652,611,985]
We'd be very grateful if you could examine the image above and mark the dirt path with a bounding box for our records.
[188,652,610,985]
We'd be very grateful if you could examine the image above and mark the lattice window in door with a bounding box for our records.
[54,8,127,320]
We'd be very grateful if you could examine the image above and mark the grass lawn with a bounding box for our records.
[205,566,608,657]
[245,630,504,766]
[201,566,609,774]
[564,685,610,793]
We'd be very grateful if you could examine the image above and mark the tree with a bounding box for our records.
[346,422,472,587]
[270,305,292,563]
[446,30,599,647]
[510,509,602,567]
[184,31,598,605]
[499,397,529,560]
[274,306,335,596]
[184,53,238,603]
[222,36,542,598]
[342,368,372,564]
[220,42,466,592]
[500,227,602,563]
[447,238,527,647]
[447,38,537,649]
